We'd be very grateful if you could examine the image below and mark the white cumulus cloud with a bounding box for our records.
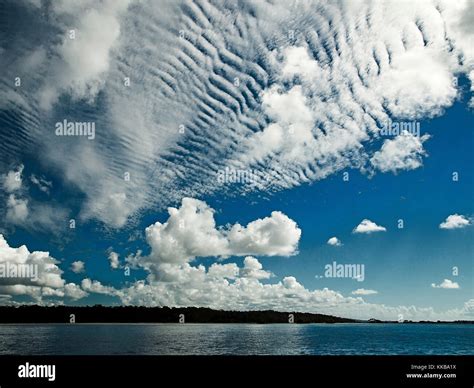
[108,251,120,269]
[0,234,86,302]
[439,214,471,229]
[239,256,272,280]
[353,219,387,234]
[71,261,85,274]
[141,198,301,270]
[327,237,342,246]
[370,131,431,173]
[431,279,460,289]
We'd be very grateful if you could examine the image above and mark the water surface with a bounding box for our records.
[0,323,472,355]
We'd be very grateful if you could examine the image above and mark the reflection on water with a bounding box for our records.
[0,323,472,355]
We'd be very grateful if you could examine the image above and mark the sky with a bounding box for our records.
[0,0,473,320]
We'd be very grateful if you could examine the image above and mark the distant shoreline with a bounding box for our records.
[0,322,472,326]
[0,306,472,324]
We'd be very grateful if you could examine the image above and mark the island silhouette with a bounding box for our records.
[0,306,472,324]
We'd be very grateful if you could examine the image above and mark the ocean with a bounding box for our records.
[0,323,472,355]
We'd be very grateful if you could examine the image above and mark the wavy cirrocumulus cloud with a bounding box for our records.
[0,0,473,227]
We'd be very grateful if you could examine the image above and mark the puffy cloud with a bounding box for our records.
[0,234,62,288]
[63,283,88,300]
[375,47,458,118]
[370,132,431,173]
[239,257,272,280]
[70,261,85,274]
[207,263,239,280]
[352,289,378,295]
[227,210,302,257]
[2,165,23,193]
[327,237,342,246]
[144,198,228,266]
[81,278,120,296]
[152,262,208,284]
[353,219,387,234]
[439,214,471,229]
[108,251,120,269]
[142,198,301,269]
[431,279,460,289]
[0,234,86,302]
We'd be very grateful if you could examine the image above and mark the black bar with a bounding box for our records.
[0,356,471,386]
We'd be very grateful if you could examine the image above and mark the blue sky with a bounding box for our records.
[0,0,473,320]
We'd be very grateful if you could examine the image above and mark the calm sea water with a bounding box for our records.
[0,323,472,355]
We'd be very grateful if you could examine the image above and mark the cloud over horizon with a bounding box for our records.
[0,213,470,321]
